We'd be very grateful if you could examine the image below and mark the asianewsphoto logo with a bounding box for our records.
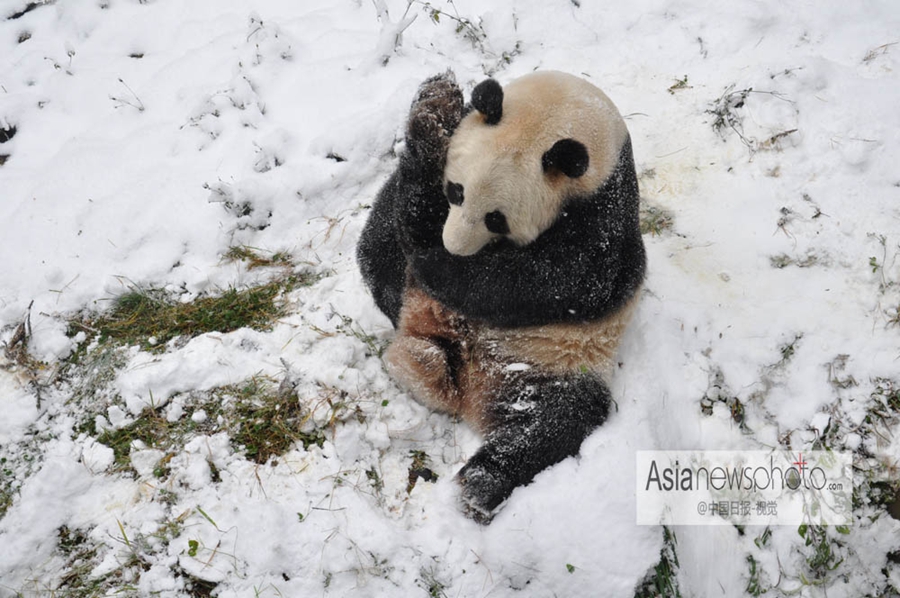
[636,450,853,526]
[644,452,843,493]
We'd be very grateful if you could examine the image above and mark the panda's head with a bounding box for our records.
[442,71,629,256]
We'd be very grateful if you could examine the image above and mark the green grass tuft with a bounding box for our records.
[640,204,675,237]
[228,376,326,464]
[97,408,176,471]
[798,524,845,581]
[0,466,14,519]
[224,245,294,270]
[417,566,448,598]
[745,554,765,596]
[70,274,312,353]
[92,374,342,474]
[635,526,682,598]
[667,75,691,94]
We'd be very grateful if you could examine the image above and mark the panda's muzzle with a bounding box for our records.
[442,208,495,257]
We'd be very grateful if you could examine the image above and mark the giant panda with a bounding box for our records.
[357,70,646,523]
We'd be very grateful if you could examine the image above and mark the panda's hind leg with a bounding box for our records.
[385,334,463,414]
[385,286,469,415]
[456,371,612,523]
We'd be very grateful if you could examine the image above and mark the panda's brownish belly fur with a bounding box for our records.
[385,285,639,433]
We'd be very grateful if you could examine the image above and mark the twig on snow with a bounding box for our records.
[110,77,145,112]
[371,0,418,66]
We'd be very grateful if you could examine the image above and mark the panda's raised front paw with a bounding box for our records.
[412,71,464,136]
[456,460,512,525]
[406,71,464,172]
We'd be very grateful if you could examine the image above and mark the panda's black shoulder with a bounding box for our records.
[557,135,641,239]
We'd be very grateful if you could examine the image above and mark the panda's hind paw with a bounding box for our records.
[456,461,511,524]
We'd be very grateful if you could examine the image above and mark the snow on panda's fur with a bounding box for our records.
[357,70,646,522]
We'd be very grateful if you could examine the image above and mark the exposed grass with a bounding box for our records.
[746,554,765,596]
[42,265,357,598]
[827,354,858,390]
[774,333,803,368]
[885,304,900,328]
[407,450,438,494]
[54,525,111,598]
[223,245,294,270]
[667,75,691,94]
[310,309,388,359]
[634,526,682,598]
[770,252,820,269]
[414,0,486,49]
[856,480,900,512]
[707,85,796,154]
[797,523,846,583]
[58,270,326,475]
[97,406,179,471]
[640,204,675,237]
[23,524,144,598]
[699,367,751,431]
[417,566,449,598]
[45,511,221,598]
[684,350,899,596]
[93,375,335,473]
[69,274,312,353]
[853,377,900,513]
[227,375,327,464]
[0,457,16,518]
[871,377,900,415]
[708,86,753,141]
[759,128,798,151]
[0,435,44,520]
[862,42,898,64]
[66,343,130,418]
[3,301,52,409]
[409,0,521,75]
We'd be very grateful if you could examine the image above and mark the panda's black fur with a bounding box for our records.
[357,70,645,522]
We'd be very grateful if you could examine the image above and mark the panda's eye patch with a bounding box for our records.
[484,210,510,235]
[446,182,464,206]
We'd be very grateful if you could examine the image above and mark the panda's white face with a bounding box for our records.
[441,71,629,257]
[442,134,559,256]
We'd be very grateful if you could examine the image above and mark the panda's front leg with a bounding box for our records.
[404,70,464,175]
[357,71,463,326]
[394,72,463,253]
[457,372,613,524]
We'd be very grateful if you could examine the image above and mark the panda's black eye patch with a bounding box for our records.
[484,210,510,235]
[446,182,464,206]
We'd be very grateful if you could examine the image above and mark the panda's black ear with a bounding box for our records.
[542,139,589,178]
[471,79,503,125]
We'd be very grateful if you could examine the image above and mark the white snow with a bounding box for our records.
[2,0,900,596]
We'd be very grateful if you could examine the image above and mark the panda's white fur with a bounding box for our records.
[442,70,629,256]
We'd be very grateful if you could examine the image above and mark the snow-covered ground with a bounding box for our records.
[1,0,899,596]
